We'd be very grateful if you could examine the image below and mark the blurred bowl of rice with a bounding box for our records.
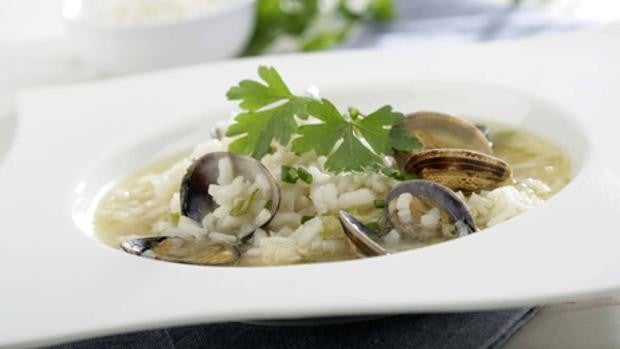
[61,0,255,74]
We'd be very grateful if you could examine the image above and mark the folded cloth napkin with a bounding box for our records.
[48,308,540,349]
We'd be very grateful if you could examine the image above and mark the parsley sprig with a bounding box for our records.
[225,66,421,174]
[225,66,310,159]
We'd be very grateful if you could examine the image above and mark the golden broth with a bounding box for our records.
[94,122,571,253]
[94,152,189,247]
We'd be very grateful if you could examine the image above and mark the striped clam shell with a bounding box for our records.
[404,149,512,192]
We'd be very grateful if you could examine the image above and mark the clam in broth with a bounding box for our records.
[94,120,571,266]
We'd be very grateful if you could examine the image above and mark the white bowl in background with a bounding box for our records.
[61,0,255,74]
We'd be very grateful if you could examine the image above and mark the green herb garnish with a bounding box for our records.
[365,222,381,232]
[226,66,421,175]
[292,99,421,172]
[381,166,417,181]
[281,165,299,183]
[170,212,180,225]
[230,189,260,216]
[226,66,310,159]
[301,215,315,224]
[297,167,313,184]
[373,199,386,209]
[244,0,396,56]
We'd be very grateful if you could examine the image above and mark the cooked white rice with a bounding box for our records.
[106,128,548,265]
[96,120,565,265]
[459,178,549,228]
[83,0,237,27]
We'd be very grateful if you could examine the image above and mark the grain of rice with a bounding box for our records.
[337,189,375,209]
[269,212,302,230]
[217,156,234,185]
[384,229,401,245]
[396,193,414,224]
[420,207,441,229]
[209,232,238,244]
[310,183,339,214]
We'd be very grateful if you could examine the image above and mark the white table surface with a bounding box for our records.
[2,1,620,347]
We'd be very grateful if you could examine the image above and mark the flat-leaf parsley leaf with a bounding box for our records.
[225,66,309,159]
[225,66,421,174]
[292,100,421,172]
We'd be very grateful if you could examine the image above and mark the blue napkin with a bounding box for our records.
[48,308,540,349]
[349,0,583,49]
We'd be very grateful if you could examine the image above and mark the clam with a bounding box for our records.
[121,236,239,266]
[121,152,280,265]
[403,111,492,153]
[338,211,388,257]
[385,180,477,241]
[180,151,280,239]
[394,111,494,171]
[404,149,512,192]
[339,180,477,257]
[393,111,511,192]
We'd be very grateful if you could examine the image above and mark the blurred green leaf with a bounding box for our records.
[301,26,352,51]
[370,0,396,21]
[244,0,396,55]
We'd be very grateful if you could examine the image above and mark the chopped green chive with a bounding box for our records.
[170,212,180,225]
[264,199,273,210]
[297,167,313,184]
[281,165,299,183]
[374,199,386,208]
[301,215,315,224]
[230,189,260,216]
[382,167,416,181]
[365,222,380,231]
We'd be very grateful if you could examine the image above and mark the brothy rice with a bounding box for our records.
[95,122,570,266]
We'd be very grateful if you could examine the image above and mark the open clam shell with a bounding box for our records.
[404,111,492,152]
[395,111,493,169]
[385,180,478,240]
[121,236,240,266]
[338,211,388,257]
[180,151,280,239]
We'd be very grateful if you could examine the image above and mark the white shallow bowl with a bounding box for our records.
[3,25,620,348]
[61,0,255,74]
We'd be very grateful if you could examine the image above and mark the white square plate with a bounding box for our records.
[2,25,620,348]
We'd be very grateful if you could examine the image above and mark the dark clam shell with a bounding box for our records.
[180,152,280,239]
[121,236,240,266]
[338,180,477,257]
[385,180,478,238]
[338,211,387,257]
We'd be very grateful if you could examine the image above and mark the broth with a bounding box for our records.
[94,121,571,264]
